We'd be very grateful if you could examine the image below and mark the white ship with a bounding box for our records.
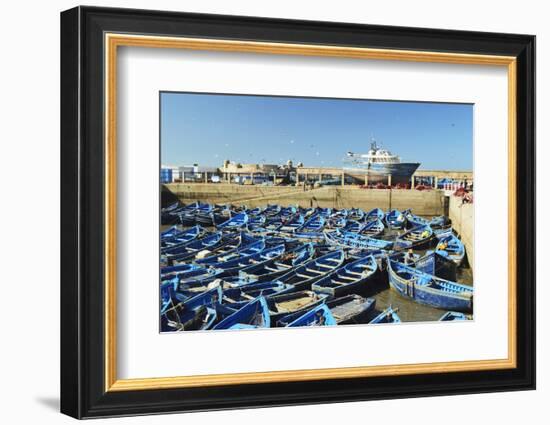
[344,140,420,184]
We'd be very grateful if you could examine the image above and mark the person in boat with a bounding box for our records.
[436,240,448,251]
[404,249,415,265]
[420,229,430,239]
[317,310,326,326]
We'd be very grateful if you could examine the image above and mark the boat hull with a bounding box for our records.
[387,261,473,312]
[344,162,420,185]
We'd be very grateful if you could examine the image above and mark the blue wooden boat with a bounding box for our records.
[264,204,282,216]
[385,209,406,229]
[163,232,241,265]
[332,208,349,218]
[175,285,222,310]
[415,251,457,281]
[247,214,267,230]
[209,244,285,274]
[298,213,325,232]
[223,281,294,303]
[432,225,453,238]
[439,311,470,321]
[324,230,394,250]
[160,225,203,249]
[189,232,260,264]
[264,215,285,230]
[161,202,180,213]
[178,202,208,226]
[212,297,271,330]
[358,219,384,237]
[161,202,197,225]
[161,228,191,245]
[160,279,178,313]
[161,304,217,332]
[274,249,346,291]
[195,239,266,267]
[264,235,302,250]
[300,207,316,217]
[161,232,224,265]
[326,295,376,324]
[283,304,337,327]
[160,262,202,281]
[387,259,473,312]
[369,306,401,324]
[175,268,224,292]
[210,209,234,226]
[292,230,326,240]
[403,209,429,228]
[313,243,340,257]
[161,225,182,240]
[429,216,453,237]
[195,209,221,227]
[266,290,330,324]
[312,255,378,297]
[278,294,375,326]
[245,206,265,216]
[394,224,434,250]
[161,271,221,321]
[365,208,385,222]
[217,212,249,230]
[327,215,347,229]
[278,214,305,232]
[434,233,465,266]
[166,204,188,215]
[343,220,363,233]
[316,207,332,218]
[238,243,315,282]
[280,205,298,219]
[348,208,365,221]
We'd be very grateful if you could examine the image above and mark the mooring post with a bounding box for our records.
[411,175,415,190]
[364,173,368,186]
[341,171,345,187]
[388,174,392,187]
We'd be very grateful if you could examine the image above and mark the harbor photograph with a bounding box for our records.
[159,92,474,332]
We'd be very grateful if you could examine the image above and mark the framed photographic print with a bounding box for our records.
[60,6,535,419]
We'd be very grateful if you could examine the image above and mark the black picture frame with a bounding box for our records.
[60,5,535,419]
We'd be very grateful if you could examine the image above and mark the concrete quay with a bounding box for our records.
[449,195,474,269]
[163,183,448,216]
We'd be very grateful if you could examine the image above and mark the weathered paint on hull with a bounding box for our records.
[388,273,472,312]
[345,162,420,184]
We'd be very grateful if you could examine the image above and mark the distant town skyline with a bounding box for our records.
[161,92,473,171]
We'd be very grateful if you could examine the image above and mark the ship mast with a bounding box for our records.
[370,137,378,152]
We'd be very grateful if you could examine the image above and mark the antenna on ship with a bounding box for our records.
[370,134,378,151]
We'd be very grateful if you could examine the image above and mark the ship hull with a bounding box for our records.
[344,162,420,185]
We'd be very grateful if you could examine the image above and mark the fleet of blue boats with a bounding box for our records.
[160,202,473,332]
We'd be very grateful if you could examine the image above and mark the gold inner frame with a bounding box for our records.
[104,33,517,392]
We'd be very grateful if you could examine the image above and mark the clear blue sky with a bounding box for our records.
[161,92,473,170]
